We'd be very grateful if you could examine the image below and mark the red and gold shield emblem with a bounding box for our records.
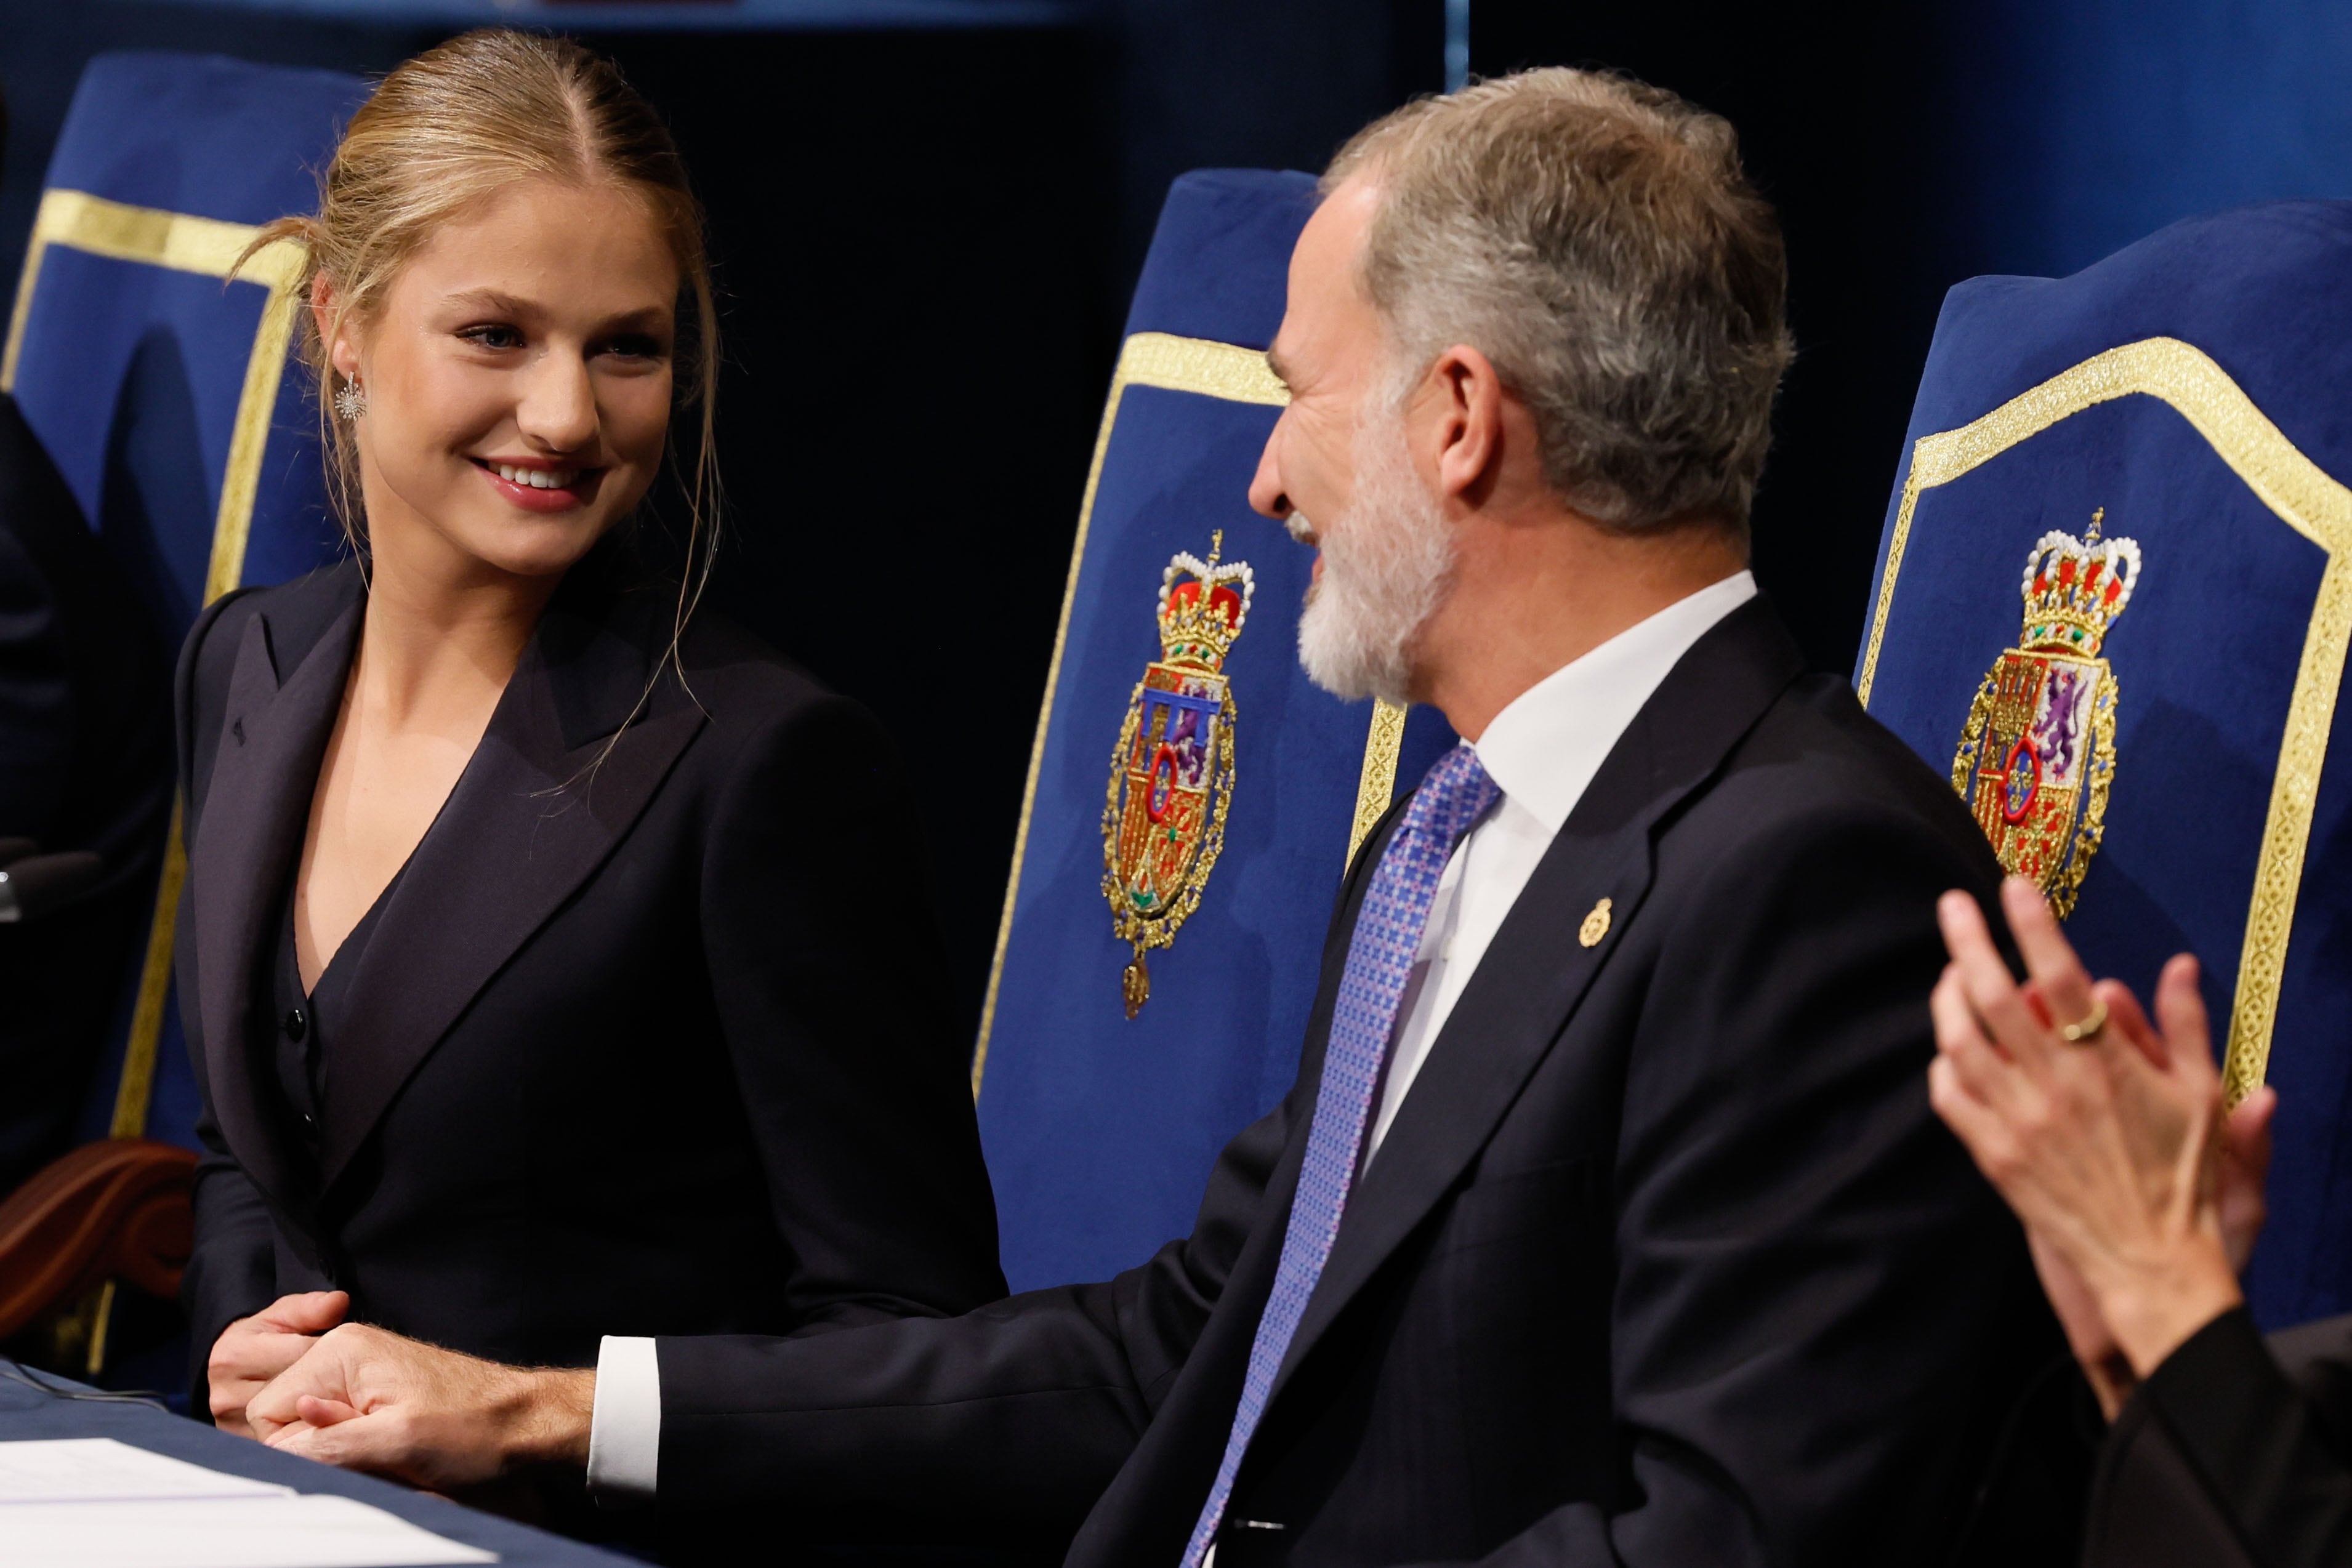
[1952,512,2138,916]
[1103,532,1254,1016]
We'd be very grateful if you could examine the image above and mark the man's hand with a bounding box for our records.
[207,1291,348,1437]
[246,1323,593,1492]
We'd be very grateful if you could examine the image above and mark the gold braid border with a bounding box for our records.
[1858,336,2352,1104]
[3,188,307,1139]
[1348,698,1409,868]
[972,332,1409,1096]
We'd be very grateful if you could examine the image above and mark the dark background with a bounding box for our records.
[9,0,2352,1039]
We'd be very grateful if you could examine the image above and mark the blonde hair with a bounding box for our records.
[241,28,721,612]
[1327,69,1792,533]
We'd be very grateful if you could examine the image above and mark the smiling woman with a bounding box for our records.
[251,28,720,585]
[167,30,1005,1548]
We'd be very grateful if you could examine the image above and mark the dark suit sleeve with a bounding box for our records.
[664,782,1382,1539]
[172,588,280,1406]
[698,693,1005,1330]
[2082,1307,2352,1568]
[1403,804,2048,1568]
[691,691,997,1335]
[182,1083,281,1405]
[656,1042,1300,1539]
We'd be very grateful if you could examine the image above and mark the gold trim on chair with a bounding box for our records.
[2,190,304,390]
[1347,699,1409,868]
[1856,336,2352,1104]
[970,331,1410,1096]
[2,188,309,1141]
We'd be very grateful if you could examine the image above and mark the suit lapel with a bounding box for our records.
[188,566,365,1218]
[315,582,704,1191]
[1268,597,1809,1402]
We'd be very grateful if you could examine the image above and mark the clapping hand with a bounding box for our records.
[1928,876,2275,1417]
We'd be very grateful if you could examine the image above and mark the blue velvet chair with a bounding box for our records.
[972,169,1457,1292]
[0,52,363,1374]
[1855,199,2352,1329]
[6,52,364,1158]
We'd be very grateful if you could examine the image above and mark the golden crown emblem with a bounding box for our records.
[1952,509,2140,919]
[1103,533,1255,1018]
[1155,531,1254,670]
[2016,509,2141,657]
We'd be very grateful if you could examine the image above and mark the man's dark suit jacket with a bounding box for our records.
[2084,1307,2352,1567]
[0,390,169,1196]
[650,598,2070,1566]
[176,560,1005,1402]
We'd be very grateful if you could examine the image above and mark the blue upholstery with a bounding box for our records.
[974,170,1457,1291]
[7,52,366,1150]
[1855,200,2352,1329]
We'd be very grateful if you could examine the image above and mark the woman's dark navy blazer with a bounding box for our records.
[173,558,1005,1397]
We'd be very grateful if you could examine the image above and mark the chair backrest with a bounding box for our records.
[1855,199,2352,1329]
[972,170,1457,1291]
[5,52,367,1151]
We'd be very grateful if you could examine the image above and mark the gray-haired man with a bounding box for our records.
[252,69,2069,1567]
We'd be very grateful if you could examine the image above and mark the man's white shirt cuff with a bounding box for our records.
[587,1335,661,1503]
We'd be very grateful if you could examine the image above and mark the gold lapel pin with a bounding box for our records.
[1579,897,1613,949]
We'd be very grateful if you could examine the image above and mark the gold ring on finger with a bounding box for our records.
[2058,995,2109,1045]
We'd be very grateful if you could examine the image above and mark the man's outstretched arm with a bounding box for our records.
[248,1066,1305,1536]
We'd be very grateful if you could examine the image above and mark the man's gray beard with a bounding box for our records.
[1293,411,1457,704]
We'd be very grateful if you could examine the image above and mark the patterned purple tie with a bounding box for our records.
[1181,741,1500,1565]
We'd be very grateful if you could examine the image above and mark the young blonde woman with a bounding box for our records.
[173,27,1002,1519]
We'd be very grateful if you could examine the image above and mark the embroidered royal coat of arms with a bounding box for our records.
[1103,532,1253,1017]
[1951,512,2140,917]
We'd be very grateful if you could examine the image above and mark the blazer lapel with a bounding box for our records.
[1268,597,1810,1402]
[188,567,366,1218]
[315,584,705,1191]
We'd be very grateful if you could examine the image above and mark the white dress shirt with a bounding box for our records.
[585,569,1759,1503]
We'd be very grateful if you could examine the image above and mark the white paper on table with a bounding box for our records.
[0,1439,291,1504]
[0,1493,499,1567]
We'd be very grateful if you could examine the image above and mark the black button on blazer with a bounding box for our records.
[174,559,1005,1404]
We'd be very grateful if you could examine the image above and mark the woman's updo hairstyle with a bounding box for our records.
[242,29,721,581]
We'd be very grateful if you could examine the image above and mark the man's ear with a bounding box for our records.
[312,274,360,382]
[1425,343,1506,505]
